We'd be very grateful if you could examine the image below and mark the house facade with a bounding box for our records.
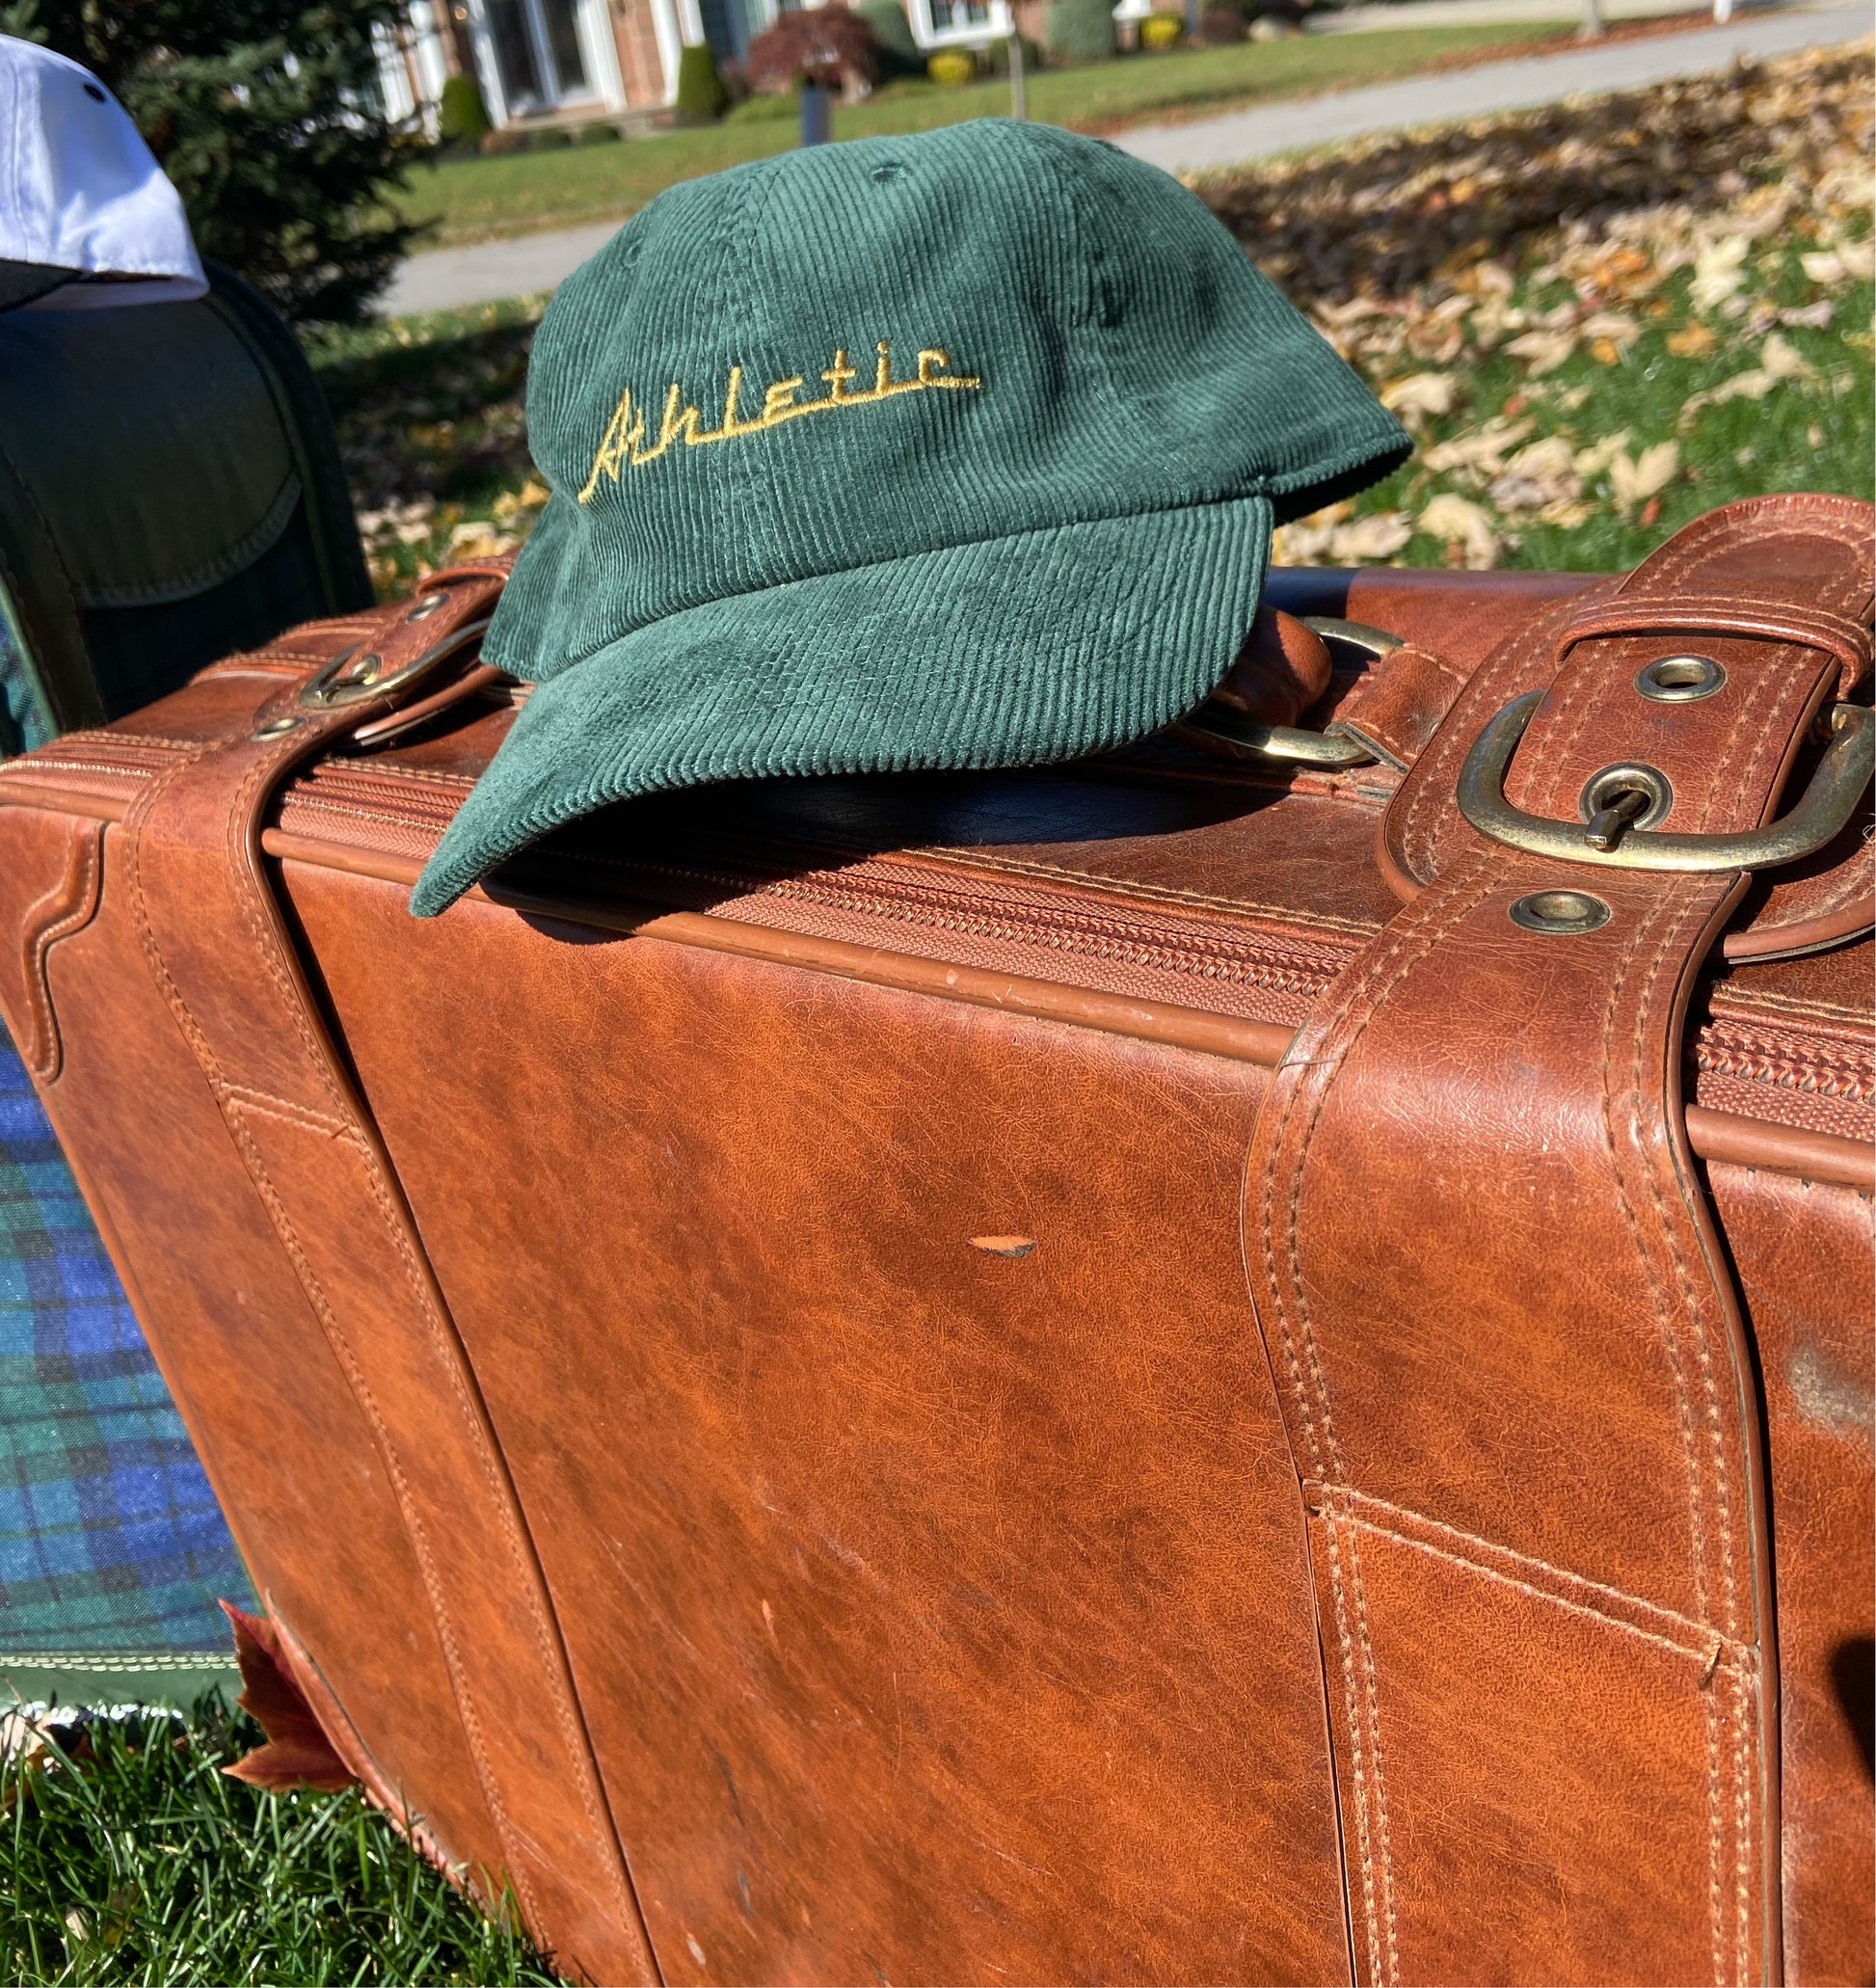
[377,0,1053,127]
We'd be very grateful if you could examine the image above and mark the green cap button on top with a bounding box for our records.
[411,118,1408,916]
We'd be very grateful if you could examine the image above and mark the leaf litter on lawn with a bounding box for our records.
[1194,40,1873,571]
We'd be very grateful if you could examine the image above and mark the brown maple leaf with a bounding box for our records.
[219,1600,359,1794]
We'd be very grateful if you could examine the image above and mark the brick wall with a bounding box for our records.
[609,0,669,108]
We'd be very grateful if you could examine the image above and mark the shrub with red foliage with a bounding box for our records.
[745,4,881,94]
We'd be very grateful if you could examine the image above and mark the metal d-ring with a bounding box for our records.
[1173,615,1406,768]
[1458,690,1874,873]
[299,618,494,711]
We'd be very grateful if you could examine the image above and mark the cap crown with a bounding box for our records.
[0,37,206,306]
[498,119,1401,682]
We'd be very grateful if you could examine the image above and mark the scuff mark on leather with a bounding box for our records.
[1788,1340,1874,1438]
[970,1235,1036,1257]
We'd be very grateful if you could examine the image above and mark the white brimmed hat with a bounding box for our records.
[0,35,207,310]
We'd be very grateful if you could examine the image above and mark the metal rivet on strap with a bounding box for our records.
[407,589,451,621]
[1636,654,1726,702]
[253,715,301,739]
[1509,889,1612,935]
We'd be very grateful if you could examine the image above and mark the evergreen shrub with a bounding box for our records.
[855,0,923,73]
[438,71,491,148]
[675,40,730,120]
[986,32,1042,72]
[10,0,430,323]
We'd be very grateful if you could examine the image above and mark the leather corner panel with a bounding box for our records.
[1300,1486,1751,1986]
[1707,1162,1874,1987]
[280,856,1354,1988]
[0,805,103,1082]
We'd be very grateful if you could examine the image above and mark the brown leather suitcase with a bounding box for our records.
[0,495,1868,1987]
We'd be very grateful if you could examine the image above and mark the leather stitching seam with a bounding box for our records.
[123,705,654,1971]
[120,745,551,1940]
[1327,1494,1746,1667]
[223,1087,349,1139]
[1321,1485,1746,1652]
[1258,850,1500,1982]
[929,851,1386,933]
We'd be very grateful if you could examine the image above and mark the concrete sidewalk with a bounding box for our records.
[1312,0,1756,32]
[1117,0,1868,173]
[380,0,1869,315]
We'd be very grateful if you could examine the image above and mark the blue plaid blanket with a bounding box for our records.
[1,1034,251,1670]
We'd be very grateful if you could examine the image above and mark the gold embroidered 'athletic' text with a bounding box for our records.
[576,342,981,502]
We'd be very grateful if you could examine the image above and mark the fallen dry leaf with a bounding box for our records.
[1678,356,1802,427]
[1270,498,1353,564]
[1689,236,1751,311]
[1380,371,1460,423]
[1488,436,1581,515]
[1572,430,1634,477]
[1759,331,1815,379]
[1329,512,1414,561]
[1579,310,1641,349]
[1667,322,1718,357]
[1833,234,1876,282]
[1422,416,1537,476]
[1418,493,1500,569]
[1504,328,1577,375]
[1610,440,1682,509]
[220,1600,359,1794]
[446,520,519,559]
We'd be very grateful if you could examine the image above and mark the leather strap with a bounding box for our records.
[119,566,659,1988]
[1246,495,1874,1984]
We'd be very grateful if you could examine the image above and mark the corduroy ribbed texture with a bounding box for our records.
[413,120,1407,914]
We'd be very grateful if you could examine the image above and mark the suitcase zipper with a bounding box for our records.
[10,739,1867,1140]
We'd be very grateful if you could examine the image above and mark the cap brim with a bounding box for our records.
[412,496,1273,916]
[0,258,78,309]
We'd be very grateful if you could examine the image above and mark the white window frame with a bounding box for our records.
[649,0,709,106]
[907,0,1011,50]
[465,0,627,121]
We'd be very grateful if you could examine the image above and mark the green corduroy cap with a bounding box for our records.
[412,118,1408,914]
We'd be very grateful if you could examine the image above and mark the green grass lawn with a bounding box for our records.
[399,22,1569,246]
[2,1697,562,1985]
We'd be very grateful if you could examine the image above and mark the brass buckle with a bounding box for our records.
[300,618,494,711]
[1174,617,1403,769]
[1458,690,1874,873]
